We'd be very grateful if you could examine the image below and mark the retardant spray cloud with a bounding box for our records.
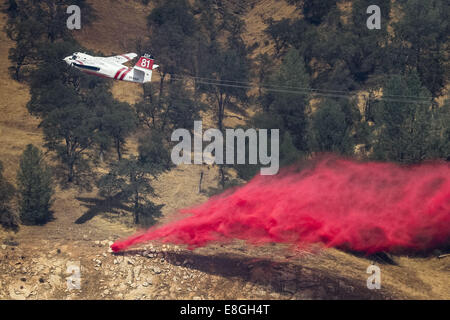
[112,156,450,254]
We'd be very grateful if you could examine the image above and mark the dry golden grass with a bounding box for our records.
[0,14,44,183]
[73,0,152,55]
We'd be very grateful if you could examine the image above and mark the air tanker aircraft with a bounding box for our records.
[64,52,159,83]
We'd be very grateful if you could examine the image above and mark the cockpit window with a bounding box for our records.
[72,55,77,60]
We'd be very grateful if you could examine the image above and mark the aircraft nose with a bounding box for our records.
[63,56,72,65]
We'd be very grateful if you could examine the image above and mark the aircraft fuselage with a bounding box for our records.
[63,52,154,83]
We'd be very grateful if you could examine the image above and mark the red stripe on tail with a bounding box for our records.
[114,67,126,80]
[119,68,131,80]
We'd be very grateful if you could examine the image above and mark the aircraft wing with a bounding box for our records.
[72,62,100,71]
[104,53,138,64]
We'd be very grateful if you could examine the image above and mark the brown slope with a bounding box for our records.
[0,13,43,182]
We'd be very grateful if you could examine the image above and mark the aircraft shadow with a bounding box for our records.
[116,249,389,299]
[75,196,131,224]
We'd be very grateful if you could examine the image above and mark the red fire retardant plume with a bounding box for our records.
[112,156,450,254]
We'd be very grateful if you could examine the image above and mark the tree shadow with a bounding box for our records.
[0,209,20,232]
[348,246,450,263]
[116,249,390,299]
[347,251,398,265]
[74,195,131,224]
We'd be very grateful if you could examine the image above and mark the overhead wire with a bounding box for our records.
[167,73,432,104]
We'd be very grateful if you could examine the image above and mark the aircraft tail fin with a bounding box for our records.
[133,54,158,83]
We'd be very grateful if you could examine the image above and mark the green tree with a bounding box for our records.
[5,18,43,80]
[145,0,198,100]
[98,133,171,226]
[265,18,293,57]
[138,131,173,173]
[301,0,337,25]
[372,73,433,163]
[240,49,310,178]
[287,0,338,26]
[161,81,204,133]
[98,157,161,226]
[17,144,54,225]
[267,0,392,91]
[259,48,310,152]
[391,0,449,97]
[0,161,17,230]
[3,0,93,80]
[309,99,358,155]
[4,0,43,80]
[306,0,391,91]
[278,131,302,166]
[135,80,203,137]
[101,101,137,161]
[254,53,273,97]
[38,98,98,183]
[430,99,450,160]
[197,41,250,132]
[196,34,250,188]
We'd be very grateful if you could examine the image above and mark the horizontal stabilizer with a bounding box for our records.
[105,53,138,64]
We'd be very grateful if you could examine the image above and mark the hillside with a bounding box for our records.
[0,0,449,300]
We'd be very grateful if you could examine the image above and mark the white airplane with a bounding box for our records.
[63,52,159,83]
